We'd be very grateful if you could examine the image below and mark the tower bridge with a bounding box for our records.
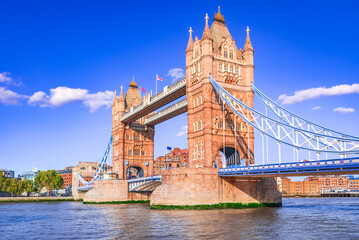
[79,7,359,206]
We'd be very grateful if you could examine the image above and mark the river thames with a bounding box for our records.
[1,198,359,239]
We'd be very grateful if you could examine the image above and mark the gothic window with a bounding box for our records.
[126,134,130,140]
[229,65,233,72]
[133,148,140,156]
[224,48,228,58]
[224,65,228,72]
[218,63,223,72]
[128,149,132,155]
[229,50,234,59]
[134,132,140,141]
[200,96,203,105]
[141,150,145,156]
[196,98,199,106]
[193,123,196,131]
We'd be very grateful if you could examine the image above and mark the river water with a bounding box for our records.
[1,198,359,239]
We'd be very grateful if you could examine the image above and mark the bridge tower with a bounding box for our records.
[112,79,155,180]
[186,7,254,169]
[151,8,281,207]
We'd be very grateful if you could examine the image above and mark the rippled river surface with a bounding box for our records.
[1,198,359,239]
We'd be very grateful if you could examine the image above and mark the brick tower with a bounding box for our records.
[186,7,254,169]
[151,8,281,207]
[112,78,154,179]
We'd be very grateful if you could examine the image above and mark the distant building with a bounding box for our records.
[1,169,15,179]
[22,168,40,181]
[348,176,359,191]
[278,175,358,195]
[57,166,74,189]
[279,177,319,195]
[154,148,188,175]
[317,175,349,192]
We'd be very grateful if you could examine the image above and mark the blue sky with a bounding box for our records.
[1,0,359,175]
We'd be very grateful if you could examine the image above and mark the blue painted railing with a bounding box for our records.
[219,157,359,177]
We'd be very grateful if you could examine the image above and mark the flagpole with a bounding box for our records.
[156,75,157,94]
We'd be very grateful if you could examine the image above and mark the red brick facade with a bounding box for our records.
[185,9,254,169]
[112,80,154,179]
[153,148,188,175]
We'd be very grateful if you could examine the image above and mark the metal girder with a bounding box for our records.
[120,77,186,123]
[210,74,359,155]
[144,99,188,125]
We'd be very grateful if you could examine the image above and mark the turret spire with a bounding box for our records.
[186,27,194,53]
[213,5,225,23]
[119,85,124,101]
[202,13,212,39]
[244,26,253,51]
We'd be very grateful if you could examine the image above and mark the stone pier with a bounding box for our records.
[150,168,282,207]
[83,180,150,203]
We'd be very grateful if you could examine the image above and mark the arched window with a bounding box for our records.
[193,123,196,131]
[224,48,228,58]
[224,65,228,72]
[197,98,199,106]
[196,122,199,131]
[229,65,233,72]
[193,100,196,107]
[218,63,223,72]
[229,50,234,59]
[200,96,203,105]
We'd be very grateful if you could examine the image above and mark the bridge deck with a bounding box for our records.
[219,158,359,178]
[121,77,186,123]
[144,99,188,125]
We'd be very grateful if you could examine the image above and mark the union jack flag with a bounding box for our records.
[156,74,163,81]
[140,87,146,92]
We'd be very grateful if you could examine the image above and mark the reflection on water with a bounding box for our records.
[1,198,359,239]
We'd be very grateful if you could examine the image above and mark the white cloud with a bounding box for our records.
[0,72,12,84]
[278,83,359,105]
[311,106,321,110]
[83,90,115,113]
[333,107,355,114]
[28,87,115,112]
[168,68,185,83]
[175,125,188,137]
[0,86,25,105]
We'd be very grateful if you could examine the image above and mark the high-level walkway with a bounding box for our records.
[120,77,186,123]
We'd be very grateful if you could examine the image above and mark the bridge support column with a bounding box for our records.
[83,180,151,203]
[150,168,282,208]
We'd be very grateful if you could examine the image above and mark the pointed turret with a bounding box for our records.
[202,13,212,39]
[119,85,124,102]
[125,77,143,109]
[244,26,254,52]
[186,27,194,53]
[213,6,225,23]
[112,90,118,106]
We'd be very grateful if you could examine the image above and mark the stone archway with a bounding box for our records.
[126,166,144,179]
[218,146,242,168]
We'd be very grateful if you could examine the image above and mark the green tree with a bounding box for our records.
[5,178,22,197]
[0,171,5,191]
[20,179,36,195]
[35,170,64,195]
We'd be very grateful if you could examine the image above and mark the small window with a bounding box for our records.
[224,49,228,58]
[141,151,145,156]
[126,135,130,140]
[200,96,203,105]
[134,133,140,141]
[133,148,140,156]
[229,50,234,59]
[92,167,96,170]
[128,150,132,155]
[219,64,223,71]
